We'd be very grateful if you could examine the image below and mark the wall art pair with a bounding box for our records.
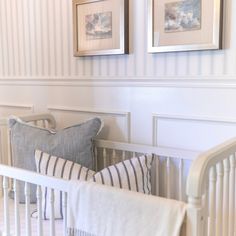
[73,0,223,56]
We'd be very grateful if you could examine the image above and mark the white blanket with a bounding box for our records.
[67,181,186,236]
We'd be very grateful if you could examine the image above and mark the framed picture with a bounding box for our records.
[73,0,129,56]
[148,0,223,53]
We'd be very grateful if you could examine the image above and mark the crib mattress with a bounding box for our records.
[0,197,63,236]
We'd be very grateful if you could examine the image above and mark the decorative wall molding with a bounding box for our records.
[0,103,34,126]
[1,77,236,89]
[0,103,34,110]
[0,103,33,166]
[48,105,131,142]
[152,113,236,146]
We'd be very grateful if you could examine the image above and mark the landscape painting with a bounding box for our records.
[164,0,201,33]
[85,11,112,40]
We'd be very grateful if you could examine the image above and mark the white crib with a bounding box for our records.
[0,113,235,236]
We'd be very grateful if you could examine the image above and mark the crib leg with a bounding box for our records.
[186,197,204,236]
[3,177,10,236]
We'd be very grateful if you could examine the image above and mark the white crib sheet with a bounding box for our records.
[0,197,64,236]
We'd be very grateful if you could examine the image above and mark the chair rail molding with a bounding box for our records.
[1,77,236,89]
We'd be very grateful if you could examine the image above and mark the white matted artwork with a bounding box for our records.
[73,0,129,56]
[148,0,223,53]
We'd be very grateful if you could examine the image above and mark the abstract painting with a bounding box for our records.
[85,12,112,40]
[165,0,201,33]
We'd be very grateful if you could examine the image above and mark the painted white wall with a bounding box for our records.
[0,0,236,152]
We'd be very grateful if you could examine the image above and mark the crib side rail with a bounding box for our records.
[94,139,200,160]
[94,139,201,201]
[0,164,69,236]
[0,164,68,192]
[186,138,236,236]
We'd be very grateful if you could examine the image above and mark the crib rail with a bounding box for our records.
[0,164,68,236]
[95,139,200,200]
[186,138,236,236]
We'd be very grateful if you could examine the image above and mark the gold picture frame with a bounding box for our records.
[73,0,129,56]
[148,0,223,53]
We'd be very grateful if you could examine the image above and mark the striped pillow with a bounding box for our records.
[34,150,95,219]
[92,155,154,194]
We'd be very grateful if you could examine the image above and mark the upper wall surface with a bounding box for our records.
[0,0,235,80]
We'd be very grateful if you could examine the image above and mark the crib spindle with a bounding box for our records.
[63,192,68,236]
[122,150,126,161]
[94,147,98,171]
[223,158,230,236]
[166,157,171,199]
[42,120,47,128]
[3,176,10,236]
[154,156,159,196]
[229,155,235,236]
[215,162,223,236]
[14,179,20,236]
[112,149,116,165]
[36,185,43,236]
[25,182,32,236]
[179,159,183,201]
[103,148,108,167]
[50,189,55,236]
[208,166,216,236]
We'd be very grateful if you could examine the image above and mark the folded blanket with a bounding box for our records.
[67,181,186,236]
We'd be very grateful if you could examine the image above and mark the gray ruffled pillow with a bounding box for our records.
[9,116,103,203]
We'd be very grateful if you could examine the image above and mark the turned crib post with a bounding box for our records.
[186,197,204,236]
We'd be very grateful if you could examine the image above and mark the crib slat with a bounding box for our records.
[63,192,68,236]
[166,157,171,199]
[208,166,216,236]
[42,120,47,128]
[223,158,230,236]
[3,176,10,236]
[155,156,159,196]
[216,162,223,236]
[94,147,98,172]
[103,148,108,167]
[14,179,20,236]
[122,150,126,161]
[112,149,116,165]
[229,155,235,236]
[50,189,55,236]
[132,152,136,158]
[36,185,43,236]
[179,159,183,201]
[25,182,32,236]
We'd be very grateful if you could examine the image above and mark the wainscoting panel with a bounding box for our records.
[0,103,33,117]
[152,114,236,151]
[48,106,131,142]
[0,103,34,165]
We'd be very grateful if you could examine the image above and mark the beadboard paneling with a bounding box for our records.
[0,0,235,80]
